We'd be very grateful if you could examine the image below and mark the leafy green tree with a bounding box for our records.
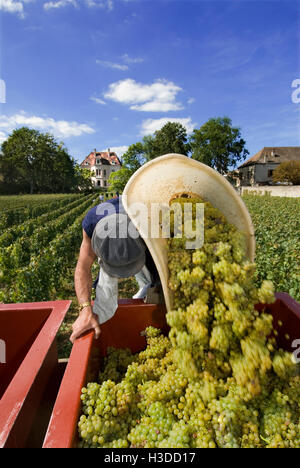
[108,167,133,193]
[75,164,94,191]
[190,117,249,174]
[143,122,190,160]
[108,143,146,192]
[1,127,41,193]
[0,127,78,194]
[272,161,300,185]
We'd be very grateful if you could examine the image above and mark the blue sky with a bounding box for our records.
[0,0,299,166]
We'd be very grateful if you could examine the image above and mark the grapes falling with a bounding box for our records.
[78,197,299,448]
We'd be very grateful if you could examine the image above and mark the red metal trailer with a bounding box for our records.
[0,300,71,448]
[42,293,300,449]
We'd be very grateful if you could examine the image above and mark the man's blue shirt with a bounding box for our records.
[82,196,123,239]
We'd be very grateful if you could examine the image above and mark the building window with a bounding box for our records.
[104,180,107,187]
[97,180,101,186]
[97,159,100,165]
[103,170,106,176]
[268,169,274,178]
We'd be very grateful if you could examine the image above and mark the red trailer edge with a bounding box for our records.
[0,300,71,448]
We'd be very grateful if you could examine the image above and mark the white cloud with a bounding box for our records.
[96,60,128,71]
[44,0,113,10]
[0,0,33,18]
[86,0,113,10]
[102,145,128,157]
[90,96,106,105]
[140,117,196,136]
[0,131,7,145]
[122,54,144,64]
[0,111,95,141]
[104,79,183,112]
[0,0,23,15]
[44,0,77,10]
[0,0,113,14]
[187,98,195,105]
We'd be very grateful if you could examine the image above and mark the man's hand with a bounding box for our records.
[71,230,99,344]
[70,307,101,344]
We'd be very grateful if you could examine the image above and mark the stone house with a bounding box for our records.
[80,148,122,189]
[236,147,300,186]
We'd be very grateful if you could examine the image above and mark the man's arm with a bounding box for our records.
[70,230,101,343]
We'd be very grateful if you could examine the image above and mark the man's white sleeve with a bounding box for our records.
[93,268,118,324]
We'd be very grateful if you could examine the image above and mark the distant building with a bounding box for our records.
[236,147,300,186]
[80,148,122,189]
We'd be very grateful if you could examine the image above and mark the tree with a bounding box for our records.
[190,117,249,174]
[1,127,41,194]
[143,122,190,160]
[108,143,146,193]
[272,161,300,185]
[74,164,94,191]
[0,127,78,194]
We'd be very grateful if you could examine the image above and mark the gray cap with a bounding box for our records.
[91,213,146,278]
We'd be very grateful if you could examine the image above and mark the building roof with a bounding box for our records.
[238,147,300,168]
[80,150,122,167]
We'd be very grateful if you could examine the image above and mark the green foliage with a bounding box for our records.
[0,194,96,303]
[190,117,249,174]
[243,195,300,301]
[0,194,90,247]
[0,127,78,194]
[272,161,300,185]
[0,194,82,230]
[75,164,95,191]
[143,122,190,160]
[108,143,146,192]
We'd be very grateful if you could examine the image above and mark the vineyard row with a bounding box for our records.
[0,198,98,303]
[0,193,84,229]
[0,194,95,279]
[0,193,93,247]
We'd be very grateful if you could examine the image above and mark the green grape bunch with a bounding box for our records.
[78,196,299,449]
